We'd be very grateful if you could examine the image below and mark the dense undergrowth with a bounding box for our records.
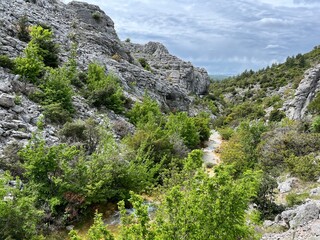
[205,44,320,224]
[0,19,262,240]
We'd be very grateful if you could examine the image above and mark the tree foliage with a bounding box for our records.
[118,165,260,240]
[86,63,125,113]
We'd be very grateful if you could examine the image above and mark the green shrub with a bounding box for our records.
[41,67,74,114]
[127,95,162,125]
[43,103,72,124]
[87,63,124,113]
[0,55,15,70]
[193,112,211,142]
[218,127,234,140]
[269,109,286,122]
[166,112,200,149]
[14,95,22,105]
[258,129,320,176]
[14,43,45,83]
[138,58,151,71]
[15,25,60,82]
[311,116,320,133]
[285,154,320,181]
[60,120,87,143]
[29,25,59,68]
[286,192,309,207]
[92,11,101,21]
[253,174,284,220]
[308,94,320,114]
[16,15,30,42]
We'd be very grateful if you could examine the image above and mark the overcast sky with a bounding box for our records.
[62,0,320,75]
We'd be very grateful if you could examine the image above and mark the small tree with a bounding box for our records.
[87,211,114,240]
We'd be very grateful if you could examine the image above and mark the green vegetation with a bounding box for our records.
[16,15,31,42]
[86,63,125,113]
[138,58,151,71]
[286,192,309,207]
[92,11,102,21]
[75,158,260,240]
[0,54,15,70]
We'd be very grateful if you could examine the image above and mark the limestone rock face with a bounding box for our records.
[126,41,210,96]
[262,201,320,240]
[0,0,210,154]
[284,64,320,120]
[0,0,209,112]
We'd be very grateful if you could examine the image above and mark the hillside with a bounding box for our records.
[209,46,320,126]
[208,46,320,239]
[1,0,320,239]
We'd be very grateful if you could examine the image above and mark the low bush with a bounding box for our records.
[285,154,320,182]
[86,63,125,113]
[218,127,234,140]
[43,103,72,124]
[0,55,15,70]
[16,15,30,42]
[60,120,87,143]
[269,109,286,122]
[286,192,309,207]
[138,58,151,71]
[92,11,101,21]
[311,116,320,133]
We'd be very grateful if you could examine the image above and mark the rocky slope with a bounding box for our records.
[284,64,320,120]
[0,0,210,154]
[0,0,210,112]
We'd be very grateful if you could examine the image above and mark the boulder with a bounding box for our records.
[281,201,320,229]
[278,177,299,193]
[0,93,15,108]
[310,187,320,197]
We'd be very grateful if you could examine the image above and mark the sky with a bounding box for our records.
[62,0,320,75]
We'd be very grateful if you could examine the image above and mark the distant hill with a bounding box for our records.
[209,74,233,81]
[208,45,320,125]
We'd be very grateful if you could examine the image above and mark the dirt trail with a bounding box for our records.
[203,130,222,167]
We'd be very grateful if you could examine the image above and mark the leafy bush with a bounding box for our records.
[119,166,260,240]
[193,112,211,142]
[127,95,162,125]
[60,120,87,143]
[86,63,125,113]
[309,94,320,114]
[41,67,74,113]
[311,116,320,132]
[285,154,320,181]
[269,109,286,122]
[0,173,43,239]
[16,15,30,42]
[259,129,320,176]
[218,127,234,140]
[92,11,101,21]
[14,42,45,83]
[253,174,284,220]
[43,103,72,124]
[29,25,59,68]
[286,192,309,207]
[138,58,151,71]
[0,55,15,70]
[166,112,200,149]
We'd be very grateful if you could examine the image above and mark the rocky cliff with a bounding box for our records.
[0,0,210,112]
[0,0,210,155]
[284,64,320,120]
